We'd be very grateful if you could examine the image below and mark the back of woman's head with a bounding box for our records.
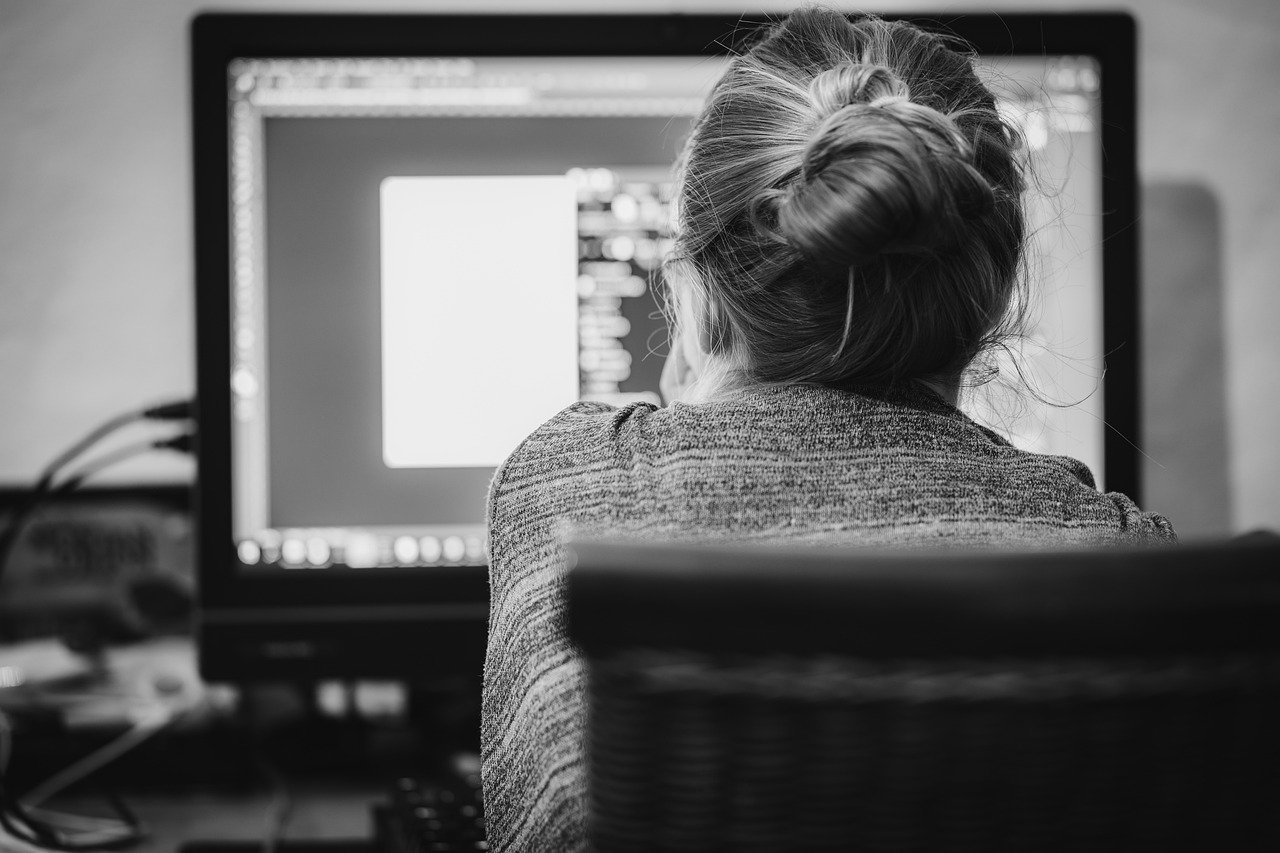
[671,8,1026,394]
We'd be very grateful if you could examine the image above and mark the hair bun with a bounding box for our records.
[809,63,908,113]
[774,64,996,271]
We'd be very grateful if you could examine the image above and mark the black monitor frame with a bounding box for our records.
[191,12,1139,681]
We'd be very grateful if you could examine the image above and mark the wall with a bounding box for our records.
[0,0,1276,535]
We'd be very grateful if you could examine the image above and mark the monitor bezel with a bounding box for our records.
[192,12,1139,679]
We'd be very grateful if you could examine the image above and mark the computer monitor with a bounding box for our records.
[191,13,1139,680]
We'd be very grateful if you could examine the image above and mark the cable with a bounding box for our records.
[1,707,158,848]
[0,428,191,849]
[138,401,193,422]
[0,711,11,778]
[26,400,192,512]
[1,822,57,853]
[257,758,293,853]
[1,811,136,852]
[0,710,169,851]
[23,809,126,834]
[5,724,132,833]
[19,710,170,811]
[29,412,144,500]
[0,399,193,586]
[0,707,49,849]
[0,804,138,852]
[0,429,195,591]
[0,407,192,848]
[0,435,181,593]
[1,770,145,851]
[5,691,133,848]
[44,438,186,502]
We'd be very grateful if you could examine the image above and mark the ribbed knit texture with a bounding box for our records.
[481,383,1175,852]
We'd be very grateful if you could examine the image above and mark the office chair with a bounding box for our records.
[567,536,1280,852]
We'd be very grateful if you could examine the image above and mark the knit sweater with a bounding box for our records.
[481,383,1175,852]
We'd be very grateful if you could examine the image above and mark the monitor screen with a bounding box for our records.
[192,12,1137,679]
[226,55,724,572]
[224,52,1109,574]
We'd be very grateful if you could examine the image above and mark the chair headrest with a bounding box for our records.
[567,536,1280,659]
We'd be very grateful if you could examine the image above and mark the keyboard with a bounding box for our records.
[374,774,488,853]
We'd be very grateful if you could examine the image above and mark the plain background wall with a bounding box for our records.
[0,0,1276,537]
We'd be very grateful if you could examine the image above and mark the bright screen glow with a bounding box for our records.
[380,175,579,468]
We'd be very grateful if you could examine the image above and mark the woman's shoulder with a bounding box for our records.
[488,387,1177,545]
[486,399,661,519]
[495,399,656,475]
[941,439,1178,546]
[734,384,1178,544]
[1095,488,1179,544]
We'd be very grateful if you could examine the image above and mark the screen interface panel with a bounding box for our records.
[225,52,1105,572]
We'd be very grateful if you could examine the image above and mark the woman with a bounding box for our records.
[481,9,1175,851]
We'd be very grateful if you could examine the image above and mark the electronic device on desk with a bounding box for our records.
[375,768,487,853]
[190,12,1140,683]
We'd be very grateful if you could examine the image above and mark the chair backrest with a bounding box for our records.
[567,536,1280,852]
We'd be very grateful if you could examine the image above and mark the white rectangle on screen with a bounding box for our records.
[380,175,579,468]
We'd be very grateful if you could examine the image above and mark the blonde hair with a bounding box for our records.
[667,9,1026,400]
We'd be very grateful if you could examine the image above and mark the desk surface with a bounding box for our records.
[61,781,382,853]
